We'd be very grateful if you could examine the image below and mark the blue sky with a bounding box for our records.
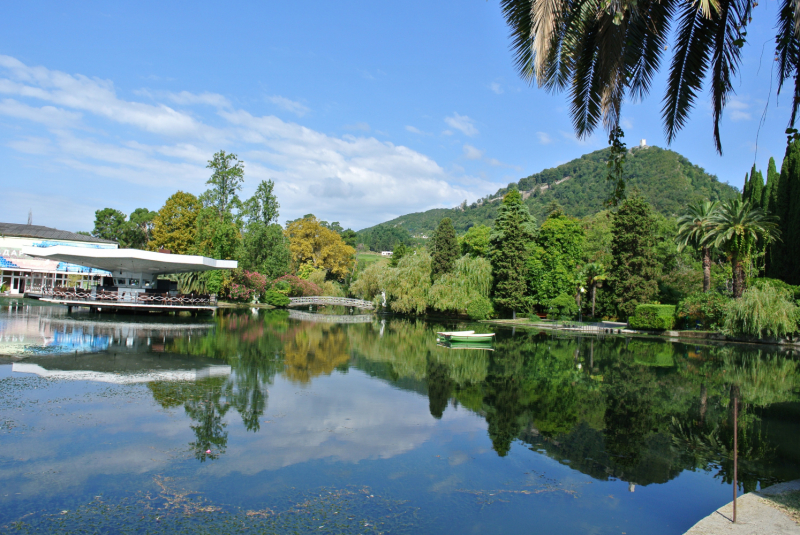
[0,1,793,232]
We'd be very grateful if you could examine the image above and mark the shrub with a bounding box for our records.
[271,274,322,297]
[628,304,676,330]
[466,296,494,320]
[242,271,268,294]
[228,283,256,303]
[547,293,578,320]
[676,292,730,330]
[724,285,798,339]
[272,280,291,295]
[750,278,800,300]
[261,289,290,307]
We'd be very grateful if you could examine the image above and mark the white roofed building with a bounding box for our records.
[0,222,117,295]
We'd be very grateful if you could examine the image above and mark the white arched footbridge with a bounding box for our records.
[287,296,375,310]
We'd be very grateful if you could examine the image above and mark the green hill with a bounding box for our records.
[358,146,740,249]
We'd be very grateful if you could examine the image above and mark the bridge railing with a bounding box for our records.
[288,309,374,323]
[288,296,375,310]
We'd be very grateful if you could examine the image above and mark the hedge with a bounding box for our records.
[628,304,676,330]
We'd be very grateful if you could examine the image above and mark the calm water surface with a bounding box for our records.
[1,300,799,534]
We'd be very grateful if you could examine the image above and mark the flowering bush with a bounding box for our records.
[242,271,268,294]
[229,283,256,303]
[271,274,322,297]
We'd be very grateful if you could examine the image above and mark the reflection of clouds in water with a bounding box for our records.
[0,369,486,498]
[198,370,485,476]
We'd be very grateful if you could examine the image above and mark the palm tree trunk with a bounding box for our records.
[702,246,711,293]
[699,383,708,426]
[591,284,596,317]
[732,258,745,298]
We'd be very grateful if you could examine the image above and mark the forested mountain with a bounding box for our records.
[358,146,740,249]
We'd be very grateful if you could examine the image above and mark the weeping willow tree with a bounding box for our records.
[428,255,494,319]
[724,284,798,338]
[383,251,433,315]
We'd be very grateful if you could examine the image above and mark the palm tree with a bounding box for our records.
[708,200,780,298]
[676,201,719,293]
[499,0,800,154]
[583,262,608,318]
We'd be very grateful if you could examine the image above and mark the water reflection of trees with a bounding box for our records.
[345,320,800,490]
[143,310,800,488]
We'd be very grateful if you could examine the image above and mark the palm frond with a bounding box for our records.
[709,0,750,153]
[662,1,715,146]
[624,0,676,102]
[501,0,537,83]
[532,0,569,80]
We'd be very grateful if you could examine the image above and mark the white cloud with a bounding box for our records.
[266,95,310,117]
[165,90,231,108]
[463,144,484,160]
[489,82,503,95]
[0,55,496,230]
[405,125,424,134]
[536,131,552,145]
[728,96,751,122]
[444,112,478,137]
[0,55,207,137]
[344,122,370,132]
[0,98,82,128]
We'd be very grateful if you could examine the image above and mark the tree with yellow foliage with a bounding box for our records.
[284,215,355,280]
[149,191,202,254]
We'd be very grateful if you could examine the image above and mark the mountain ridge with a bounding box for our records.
[357,145,740,249]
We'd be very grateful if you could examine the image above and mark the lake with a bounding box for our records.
[1,300,799,534]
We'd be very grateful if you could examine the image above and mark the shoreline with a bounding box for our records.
[684,479,800,534]
[481,318,800,348]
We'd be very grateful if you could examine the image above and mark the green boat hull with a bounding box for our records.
[447,335,494,342]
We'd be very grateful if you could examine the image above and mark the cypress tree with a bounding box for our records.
[773,138,800,283]
[746,164,764,210]
[764,156,782,277]
[742,172,750,202]
[490,190,536,317]
[610,195,658,318]
[763,157,780,214]
[431,217,459,281]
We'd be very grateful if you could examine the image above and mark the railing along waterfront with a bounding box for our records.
[36,287,217,307]
[287,296,375,310]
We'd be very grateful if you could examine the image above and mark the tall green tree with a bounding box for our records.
[742,165,764,209]
[610,196,659,318]
[389,242,407,268]
[490,190,536,317]
[675,201,719,293]
[196,151,247,263]
[92,208,128,245]
[771,137,800,284]
[243,179,279,225]
[709,199,780,298]
[460,224,492,258]
[583,262,608,318]
[763,157,780,215]
[500,0,800,155]
[238,179,290,278]
[527,211,585,306]
[128,208,157,249]
[431,217,459,281]
[202,151,245,221]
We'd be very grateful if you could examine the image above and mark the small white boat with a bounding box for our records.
[436,330,475,337]
[436,331,495,342]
